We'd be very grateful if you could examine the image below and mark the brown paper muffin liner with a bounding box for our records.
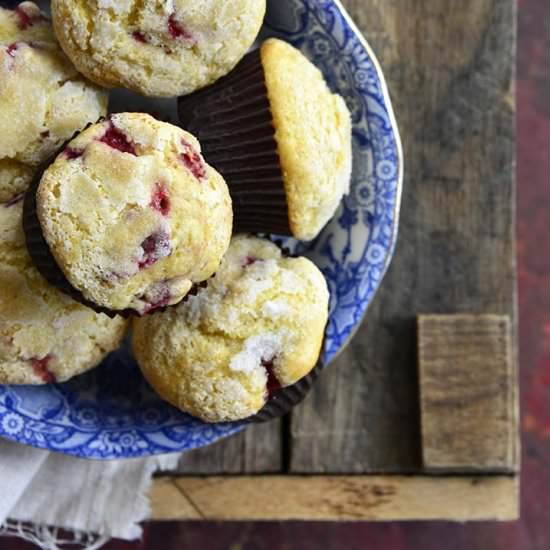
[178,49,292,236]
[247,361,323,423]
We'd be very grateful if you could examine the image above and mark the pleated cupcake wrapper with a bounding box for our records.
[178,49,292,236]
[247,361,324,423]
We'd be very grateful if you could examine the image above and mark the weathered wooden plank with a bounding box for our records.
[177,422,282,474]
[418,315,518,473]
[150,475,519,521]
[290,0,517,472]
[150,477,202,520]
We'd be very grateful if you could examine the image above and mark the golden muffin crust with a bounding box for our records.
[37,113,233,315]
[0,201,128,385]
[51,0,266,97]
[133,235,329,423]
[0,3,108,171]
[261,38,353,241]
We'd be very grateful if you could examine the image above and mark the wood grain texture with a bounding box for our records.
[150,475,519,522]
[176,422,282,474]
[418,315,518,473]
[290,0,517,472]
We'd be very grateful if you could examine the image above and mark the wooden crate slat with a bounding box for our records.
[150,475,519,522]
[418,315,518,473]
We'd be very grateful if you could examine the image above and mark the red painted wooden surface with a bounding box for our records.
[2,0,549,548]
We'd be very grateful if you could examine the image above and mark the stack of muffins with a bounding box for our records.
[0,1,352,423]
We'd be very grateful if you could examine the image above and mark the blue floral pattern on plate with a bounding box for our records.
[0,0,403,459]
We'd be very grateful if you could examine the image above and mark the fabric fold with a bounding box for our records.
[0,438,179,545]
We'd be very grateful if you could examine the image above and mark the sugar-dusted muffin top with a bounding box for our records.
[133,235,329,422]
[36,113,233,315]
[0,200,128,385]
[0,2,108,170]
[51,0,266,98]
[261,39,353,241]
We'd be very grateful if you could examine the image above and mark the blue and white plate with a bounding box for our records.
[0,0,403,459]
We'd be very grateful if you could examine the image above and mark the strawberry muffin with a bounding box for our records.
[0,199,128,385]
[0,2,108,194]
[25,113,233,315]
[133,235,329,422]
[51,0,266,97]
[179,38,353,241]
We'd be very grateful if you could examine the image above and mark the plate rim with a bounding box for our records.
[316,0,404,364]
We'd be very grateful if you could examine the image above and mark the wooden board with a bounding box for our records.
[418,315,518,473]
[153,0,518,523]
[289,0,517,473]
[150,475,519,521]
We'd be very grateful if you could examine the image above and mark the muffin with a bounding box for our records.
[179,38,353,241]
[133,235,329,423]
[51,0,267,98]
[0,199,128,385]
[24,113,233,316]
[0,2,108,191]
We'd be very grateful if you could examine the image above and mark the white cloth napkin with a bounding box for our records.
[0,438,179,548]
